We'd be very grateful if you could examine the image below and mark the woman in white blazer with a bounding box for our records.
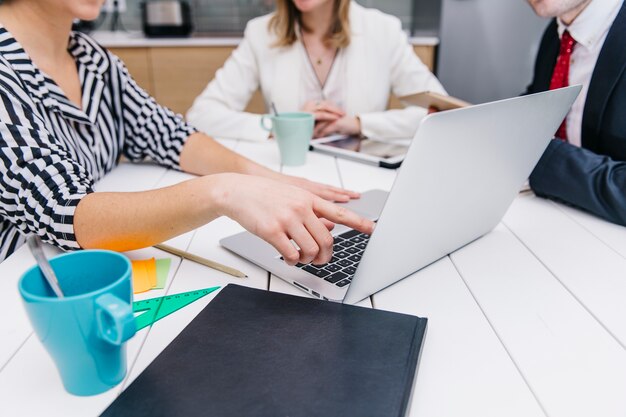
[187,0,446,142]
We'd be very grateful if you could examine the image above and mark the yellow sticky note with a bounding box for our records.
[132,258,157,294]
[146,258,157,289]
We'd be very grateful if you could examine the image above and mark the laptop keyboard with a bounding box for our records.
[296,229,370,288]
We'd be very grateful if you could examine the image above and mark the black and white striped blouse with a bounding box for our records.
[0,27,196,262]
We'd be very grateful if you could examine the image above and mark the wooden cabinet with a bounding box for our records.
[413,45,436,71]
[112,48,155,96]
[388,46,437,109]
[149,47,232,114]
[109,44,436,115]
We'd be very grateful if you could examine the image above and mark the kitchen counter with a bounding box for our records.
[90,30,440,48]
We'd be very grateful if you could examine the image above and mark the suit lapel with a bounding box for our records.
[582,2,626,148]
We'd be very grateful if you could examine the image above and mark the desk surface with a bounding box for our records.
[1,139,626,417]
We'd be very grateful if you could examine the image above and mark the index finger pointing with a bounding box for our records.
[312,198,375,235]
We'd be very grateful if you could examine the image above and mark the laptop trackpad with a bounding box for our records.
[338,189,388,220]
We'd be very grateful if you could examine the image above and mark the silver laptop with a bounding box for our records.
[221,86,581,304]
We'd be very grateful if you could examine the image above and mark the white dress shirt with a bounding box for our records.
[299,44,347,111]
[187,2,446,142]
[557,0,623,147]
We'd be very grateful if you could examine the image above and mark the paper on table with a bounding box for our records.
[399,91,471,110]
[154,258,172,289]
[131,258,157,294]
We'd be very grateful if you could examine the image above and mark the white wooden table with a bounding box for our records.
[1,140,626,417]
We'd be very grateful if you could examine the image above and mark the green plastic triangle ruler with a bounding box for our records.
[133,286,220,331]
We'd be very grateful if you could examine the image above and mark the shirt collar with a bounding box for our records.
[67,32,110,79]
[0,26,109,124]
[0,26,52,106]
[557,0,623,51]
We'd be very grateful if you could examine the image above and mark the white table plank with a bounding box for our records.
[452,225,626,417]
[335,157,397,192]
[234,140,281,171]
[373,256,545,417]
[503,195,626,347]
[214,137,239,151]
[552,200,626,259]
[281,151,341,186]
[154,169,195,188]
[93,162,167,192]
[0,334,123,417]
[0,245,61,369]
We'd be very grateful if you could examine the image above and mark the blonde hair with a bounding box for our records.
[268,0,351,48]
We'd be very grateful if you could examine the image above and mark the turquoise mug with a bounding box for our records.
[19,250,136,396]
[261,112,314,166]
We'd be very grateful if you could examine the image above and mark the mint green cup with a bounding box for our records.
[19,250,136,396]
[261,112,314,166]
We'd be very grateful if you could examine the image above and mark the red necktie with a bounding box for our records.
[549,30,576,141]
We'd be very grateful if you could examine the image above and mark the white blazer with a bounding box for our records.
[187,2,446,141]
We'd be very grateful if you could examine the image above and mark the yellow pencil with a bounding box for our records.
[154,243,247,278]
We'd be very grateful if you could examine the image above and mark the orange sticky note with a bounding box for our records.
[132,258,157,294]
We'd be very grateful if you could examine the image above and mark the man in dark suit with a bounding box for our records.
[526,0,626,225]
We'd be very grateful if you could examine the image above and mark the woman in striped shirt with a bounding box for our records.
[0,0,373,264]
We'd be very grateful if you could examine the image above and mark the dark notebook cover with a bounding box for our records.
[101,284,427,417]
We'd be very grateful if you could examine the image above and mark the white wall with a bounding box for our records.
[437,0,550,104]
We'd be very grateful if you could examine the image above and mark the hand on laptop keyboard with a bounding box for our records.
[218,175,374,266]
[296,229,371,288]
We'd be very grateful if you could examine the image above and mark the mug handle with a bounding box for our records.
[95,293,136,346]
[260,114,273,132]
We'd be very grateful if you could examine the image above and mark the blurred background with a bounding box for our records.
[96,0,550,108]
[115,0,429,34]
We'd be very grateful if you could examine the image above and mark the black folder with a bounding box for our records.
[101,284,427,417]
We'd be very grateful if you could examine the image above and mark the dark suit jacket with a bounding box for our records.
[527,2,626,225]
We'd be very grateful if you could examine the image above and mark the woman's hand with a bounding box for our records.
[281,175,360,203]
[299,101,360,138]
[213,173,374,265]
[301,100,345,123]
[314,115,361,138]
